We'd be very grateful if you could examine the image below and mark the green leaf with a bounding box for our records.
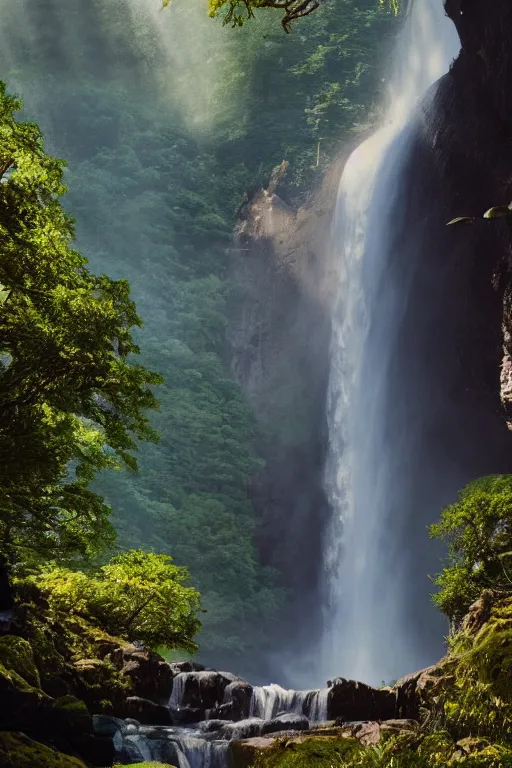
[447,216,476,226]
[483,206,512,219]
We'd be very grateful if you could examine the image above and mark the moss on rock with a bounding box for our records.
[117,764,177,768]
[52,694,92,733]
[0,660,51,729]
[0,635,41,687]
[249,736,363,768]
[440,596,512,742]
[0,731,87,768]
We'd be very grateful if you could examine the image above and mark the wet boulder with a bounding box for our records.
[327,678,396,722]
[261,713,309,735]
[171,670,241,712]
[114,732,152,764]
[171,705,203,725]
[93,714,127,737]
[169,660,205,675]
[199,719,231,733]
[121,649,173,704]
[227,681,253,719]
[208,680,253,721]
[121,695,173,725]
[219,718,264,741]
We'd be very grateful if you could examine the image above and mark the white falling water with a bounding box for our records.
[250,684,328,722]
[169,672,187,709]
[174,734,228,768]
[322,0,461,685]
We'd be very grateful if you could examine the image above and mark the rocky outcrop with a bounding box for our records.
[261,713,309,735]
[121,648,173,705]
[208,680,253,721]
[0,731,88,768]
[229,720,418,768]
[327,678,396,722]
[228,160,344,668]
[169,670,242,715]
[120,695,173,725]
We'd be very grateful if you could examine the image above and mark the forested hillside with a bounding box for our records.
[0,0,398,672]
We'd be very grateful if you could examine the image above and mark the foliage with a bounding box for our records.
[251,736,361,767]
[0,732,87,768]
[441,597,512,744]
[207,0,320,32]
[430,475,512,624]
[0,81,161,566]
[116,764,176,768]
[39,550,201,651]
[251,729,512,767]
[447,201,512,226]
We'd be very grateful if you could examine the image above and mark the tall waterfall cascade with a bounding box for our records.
[322,0,461,686]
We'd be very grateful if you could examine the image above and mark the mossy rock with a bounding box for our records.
[28,624,66,678]
[117,764,177,768]
[233,736,363,768]
[442,597,512,741]
[0,731,87,767]
[0,636,40,687]
[52,695,91,732]
[0,661,51,729]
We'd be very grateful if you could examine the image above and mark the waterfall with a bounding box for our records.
[174,734,228,768]
[169,672,187,709]
[250,684,328,722]
[322,0,461,685]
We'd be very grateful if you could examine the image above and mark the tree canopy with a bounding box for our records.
[430,475,512,625]
[39,550,201,650]
[0,82,161,567]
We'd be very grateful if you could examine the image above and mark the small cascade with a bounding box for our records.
[105,669,333,767]
[169,672,187,709]
[222,680,238,703]
[250,684,329,722]
[174,733,229,768]
[307,688,329,723]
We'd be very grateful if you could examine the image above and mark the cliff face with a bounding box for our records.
[227,161,343,659]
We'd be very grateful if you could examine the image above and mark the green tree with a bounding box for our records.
[430,475,512,625]
[0,82,161,567]
[206,0,400,31]
[39,550,201,650]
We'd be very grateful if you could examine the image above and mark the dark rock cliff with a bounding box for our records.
[388,0,512,651]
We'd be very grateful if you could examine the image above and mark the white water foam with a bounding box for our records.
[322,0,460,685]
[250,684,328,722]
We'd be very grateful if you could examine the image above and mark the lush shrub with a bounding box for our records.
[430,475,512,624]
[40,550,201,651]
